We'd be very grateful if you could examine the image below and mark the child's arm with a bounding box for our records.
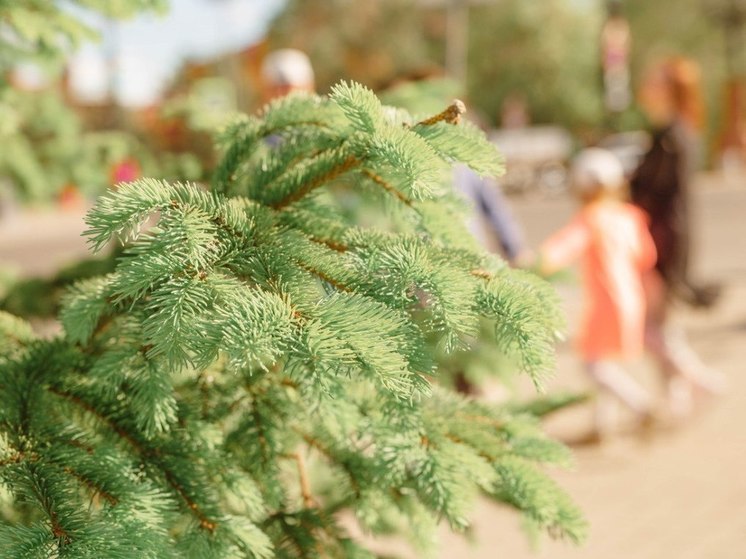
[637,212,657,271]
[538,216,589,277]
[627,206,657,271]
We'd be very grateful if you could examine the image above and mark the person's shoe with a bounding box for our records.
[633,409,662,441]
[563,428,605,448]
[688,283,723,309]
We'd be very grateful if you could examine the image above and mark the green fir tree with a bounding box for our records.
[0,83,585,558]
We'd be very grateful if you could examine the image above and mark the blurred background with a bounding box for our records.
[3,0,746,206]
[1,0,745,557]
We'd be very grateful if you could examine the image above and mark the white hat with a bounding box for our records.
[261,49,315,88]
[571,147,625,194]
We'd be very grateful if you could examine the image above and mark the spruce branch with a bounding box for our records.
[0,82,583,556]
[162,469,217,533]
[47,387,142,452]
[296,430,362,497]
[213,92,342,196]
[61,466,118,506]
[47,387,220,533]
[330,81,385,134]
[25,467,73,548]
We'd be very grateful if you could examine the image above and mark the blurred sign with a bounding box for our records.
[68,48,109,104]
[490,127,573,162]
[11,63,50,91]
[601,3,632,112]
[489,127,573,197]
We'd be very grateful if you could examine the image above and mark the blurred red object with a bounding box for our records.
[110,158,141,185]
[58,183,84,209]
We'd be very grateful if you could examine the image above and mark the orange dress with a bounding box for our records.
[541,201,657,361]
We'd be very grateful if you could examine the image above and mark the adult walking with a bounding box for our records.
[632,56,725,416]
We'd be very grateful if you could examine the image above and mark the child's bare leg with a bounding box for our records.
[646,323,726,416]
[585,361,652,433]
[661,325,726,393]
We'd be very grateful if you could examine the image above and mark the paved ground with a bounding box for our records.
[1,180,745,558]
[0,205,93,277]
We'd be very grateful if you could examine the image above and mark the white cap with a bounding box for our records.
[261,49,315,88]
[571,147,625,194]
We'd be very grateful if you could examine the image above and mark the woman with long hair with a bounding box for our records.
[632,56,726,417]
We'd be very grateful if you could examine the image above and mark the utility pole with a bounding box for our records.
[601,0,632,115]
[421,0,498,89]
[704,0,746,168]
[445,0,469,86]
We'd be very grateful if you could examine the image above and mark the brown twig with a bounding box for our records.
[62,467,118,506]
[417,99,467,126]
[271,154,359,210]
[92,314,115,338]
[292,451,315,509]
[361,169,413,206]
[163,469,217,532]
[298,263,352,293]
[470,269,493,280]
[0,451,26,467]
[308,236,348,253]
[49,511,71,544]
[296,430,361,496]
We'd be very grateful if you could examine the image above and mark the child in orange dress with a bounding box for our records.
[540,148,657,437]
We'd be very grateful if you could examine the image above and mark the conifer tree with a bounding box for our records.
[0,83,585,557]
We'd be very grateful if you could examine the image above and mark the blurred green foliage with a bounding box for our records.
[267,0,603,131]
[267,0,435,94]
[268,0,734,139]
[0,1,215,204]
[0,0,167,69]
[380,76,462,117]
[0,86,204,204]
[466,2,603,130]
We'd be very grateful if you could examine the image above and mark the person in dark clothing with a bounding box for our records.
[632,56,725,417]
[630,111,719,307]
